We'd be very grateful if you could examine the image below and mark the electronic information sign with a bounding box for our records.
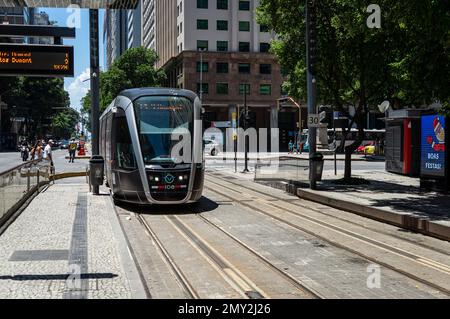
[421,115,446,177]
[0,44,74,77]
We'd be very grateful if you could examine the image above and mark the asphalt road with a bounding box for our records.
[0,150,386,174]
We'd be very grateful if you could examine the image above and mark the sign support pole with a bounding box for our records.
[306,0,318,189]
[90,9,100,195]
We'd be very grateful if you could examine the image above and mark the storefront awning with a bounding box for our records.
[0,0,138,9]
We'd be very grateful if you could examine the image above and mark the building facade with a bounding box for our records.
[104,3,142,68]
[155,0,294,141]
[103,0,301,149]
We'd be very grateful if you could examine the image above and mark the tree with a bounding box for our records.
[257,0,450,180]
[1,76,69,140]
[81,47,167,120]
[52,108,79,139]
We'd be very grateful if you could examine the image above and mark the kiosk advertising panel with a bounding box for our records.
[421,115,446,178]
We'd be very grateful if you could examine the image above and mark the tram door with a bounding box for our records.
[111,112,140,195]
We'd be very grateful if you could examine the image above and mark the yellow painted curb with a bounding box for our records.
[52,171,87,181]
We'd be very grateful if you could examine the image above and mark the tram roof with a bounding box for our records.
[119,88,198,102]
[0,0,138,9]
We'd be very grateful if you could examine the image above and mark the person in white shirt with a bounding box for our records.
[43,139,54,167]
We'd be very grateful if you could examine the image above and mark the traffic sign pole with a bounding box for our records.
[306,0,318,190]
[90,9,100,195]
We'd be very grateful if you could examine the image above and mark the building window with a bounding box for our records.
[197,19,208,30]
[216,41,228,52]
[180,1,183,13]
[238,63,251,74]
[260,84,271,95]
[196,61,209,72]
[197,83,209,95]
[260,42,270,53]
[216,83,229,94]
[217,0,228,9]
[259,64,271,74]
[239,21,250,32]
[260,24,269,32]
[217,20,228,30]
[197,40,208,50]
[216,62,229,73]
[239,42,250,52]
[239,84,250,95]
[239,0,250,10]
[180,22,183,34]
[197,0,208,9]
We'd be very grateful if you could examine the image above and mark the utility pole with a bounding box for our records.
[306,0,318,189]
[89,9,100,195]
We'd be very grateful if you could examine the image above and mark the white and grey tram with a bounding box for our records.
[99,88,205,204]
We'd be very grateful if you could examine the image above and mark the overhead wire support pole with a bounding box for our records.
[306,0,318,189]
[90,9,100,195]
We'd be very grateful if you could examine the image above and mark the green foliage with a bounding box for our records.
[1,76,70,139]
[257,0,450,179]
[257,0,450,109]
[80,47,166,124]
[52,108,79,139]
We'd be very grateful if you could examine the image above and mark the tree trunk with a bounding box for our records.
[344,148,352,180]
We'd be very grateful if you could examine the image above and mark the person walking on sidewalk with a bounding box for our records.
[288,140,294,154]
[43,139,54,173]
[31,140,43,161]
[68,139,77,163]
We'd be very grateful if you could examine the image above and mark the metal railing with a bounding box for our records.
[255,156,310,185]
[0,160,52,228]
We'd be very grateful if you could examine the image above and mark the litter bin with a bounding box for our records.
[310,152,324,182]
[89,155,104,187]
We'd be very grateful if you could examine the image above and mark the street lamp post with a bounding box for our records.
[306,0,318,190]
[198,48,207,100]
[243,84,250,173]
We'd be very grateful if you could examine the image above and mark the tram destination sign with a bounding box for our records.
[0,44,74,77]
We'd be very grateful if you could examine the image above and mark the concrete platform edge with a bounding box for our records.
[104,194,149,299]
[297,188,450,242]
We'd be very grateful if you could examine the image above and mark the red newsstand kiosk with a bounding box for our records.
[385,109,424,177]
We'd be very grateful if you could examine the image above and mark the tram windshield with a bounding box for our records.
[134,95,193,164]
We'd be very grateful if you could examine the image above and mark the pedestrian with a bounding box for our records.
[68,138,77,163]
[288,140,294,154]
[296,140,302,154]
[43,139,54,171]
[31,140,43,161]
[20,141,29,162]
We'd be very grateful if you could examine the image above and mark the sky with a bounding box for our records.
[40,8,106,112]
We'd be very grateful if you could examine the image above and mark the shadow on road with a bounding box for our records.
[115,196,219,216]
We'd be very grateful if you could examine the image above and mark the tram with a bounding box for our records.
[99,88,204,204]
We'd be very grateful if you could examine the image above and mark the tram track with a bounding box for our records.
[129,206,320,299]
[136,213,200,299]
[204,175,450,296]
[209,173,450,256]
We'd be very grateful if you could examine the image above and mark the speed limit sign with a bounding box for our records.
[308,114,320,127]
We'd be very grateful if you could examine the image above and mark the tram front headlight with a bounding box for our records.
[179,176,183,181]
[154,177,160,182]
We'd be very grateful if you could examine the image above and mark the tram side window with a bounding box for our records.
[115,116,137,170]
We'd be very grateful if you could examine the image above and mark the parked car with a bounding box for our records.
[204,139,221,156]
[59,139,70,149]
[357,142,375,155]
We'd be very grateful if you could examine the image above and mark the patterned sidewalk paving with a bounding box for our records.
[0,177,145,299]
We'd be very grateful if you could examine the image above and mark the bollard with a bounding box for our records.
[27,168,31,192]
[36,169,40,193]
